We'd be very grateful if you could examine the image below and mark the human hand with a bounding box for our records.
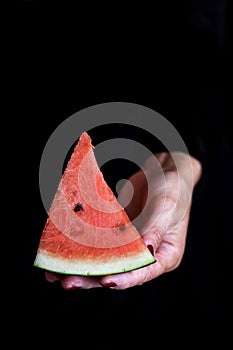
[45,152,202,290]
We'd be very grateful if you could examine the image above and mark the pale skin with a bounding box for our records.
[45,152,202,290]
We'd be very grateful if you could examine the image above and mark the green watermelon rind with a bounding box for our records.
[34,250,156,276]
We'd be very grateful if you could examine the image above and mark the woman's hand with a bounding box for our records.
[45,152,202,290]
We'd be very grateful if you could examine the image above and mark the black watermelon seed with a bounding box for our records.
[74,203,83,212]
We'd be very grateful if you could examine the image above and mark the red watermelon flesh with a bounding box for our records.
[34,132,156,275]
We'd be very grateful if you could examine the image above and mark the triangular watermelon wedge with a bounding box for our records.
[34,132,156,275]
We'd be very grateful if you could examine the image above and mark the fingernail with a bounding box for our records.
[45,272,60,282]
[147,244,154,256]
[68,285,81,290]
[102,282,117,288]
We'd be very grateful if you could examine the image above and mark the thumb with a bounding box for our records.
[140,193,176,236]
[141,226,164,256]
[139,194,186,255]
[140,183,190,239]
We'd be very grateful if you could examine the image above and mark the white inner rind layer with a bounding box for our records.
[34,251,156,275]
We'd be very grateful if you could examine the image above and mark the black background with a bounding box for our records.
[12,0,232,327]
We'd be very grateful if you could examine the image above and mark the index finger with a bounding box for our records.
[100,261,164,290]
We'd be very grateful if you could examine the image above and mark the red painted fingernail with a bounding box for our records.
[103,282,117,288]
[147,244,154,256]
[68,285,81,290]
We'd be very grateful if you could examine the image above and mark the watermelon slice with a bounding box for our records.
[34,132,156,275]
